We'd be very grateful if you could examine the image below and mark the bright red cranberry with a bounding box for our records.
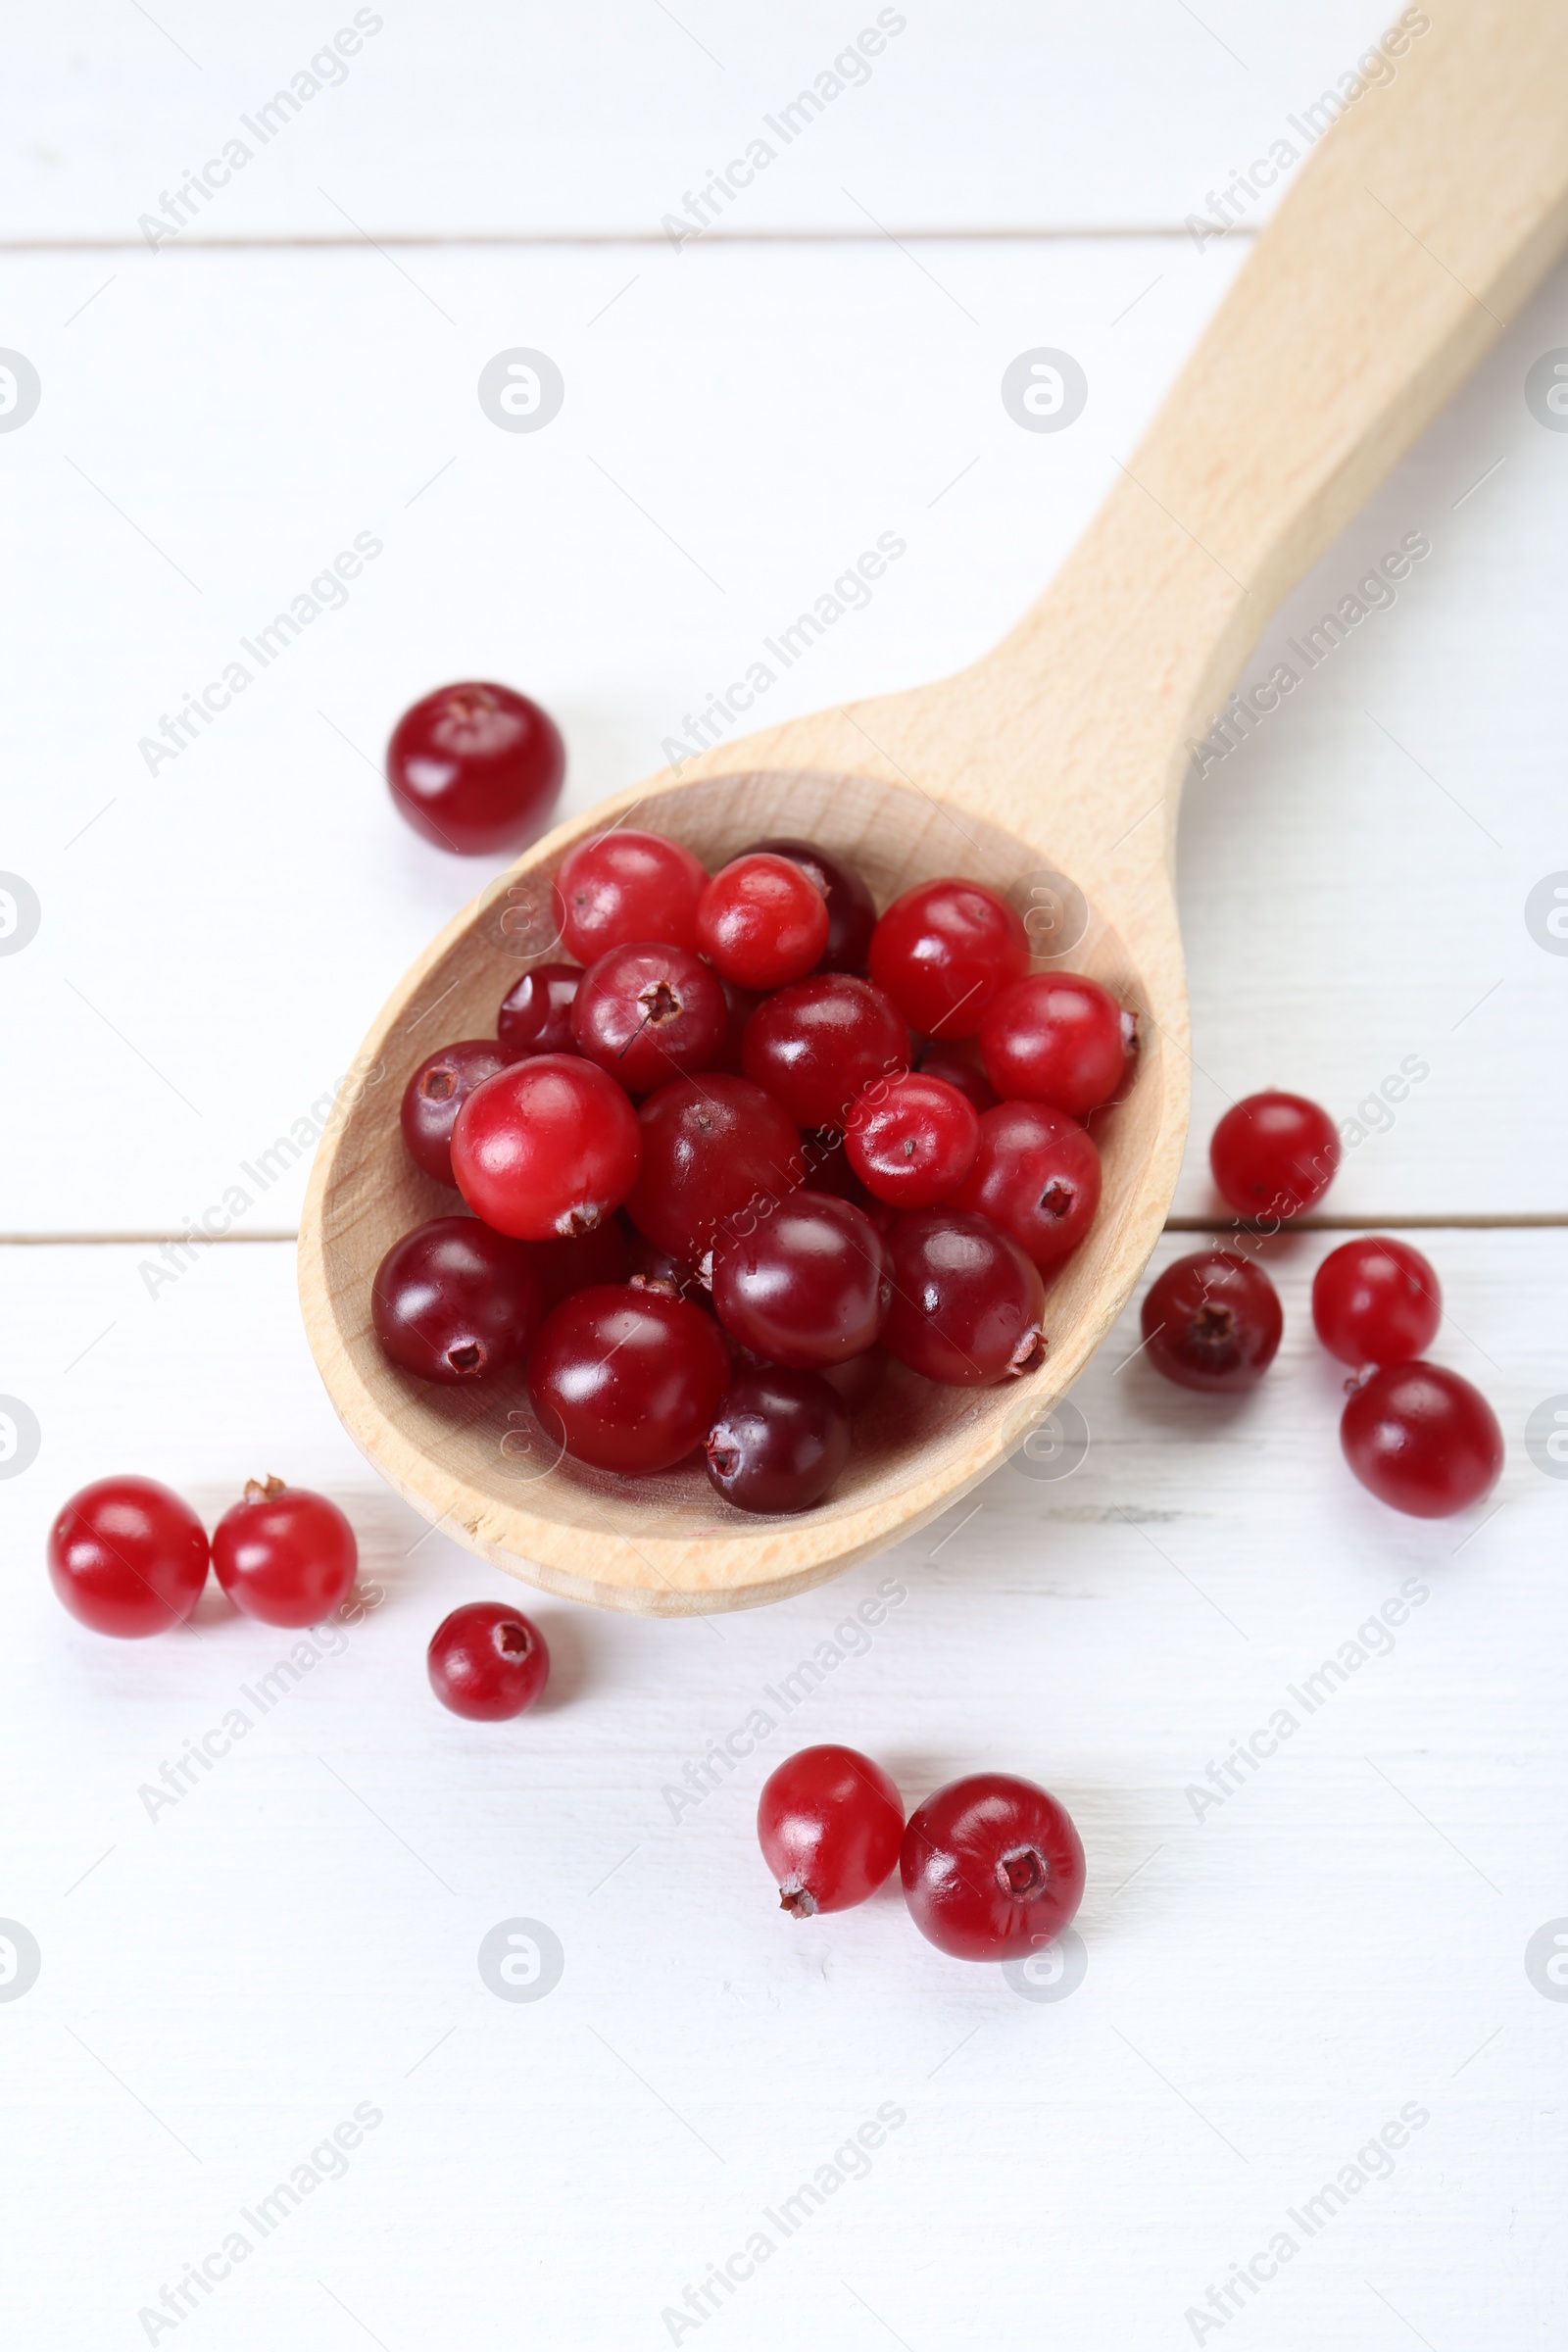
[881,1210,1046,1386]
[1312,1236,1442,1367]
[1210,1091,1340,1218]
[625,1074,804,1264]
[388,681,564,855]
[741,837,877,974]
[571,942,727,1093]
[741,973,908,1128]
[901,1773,1085,1961]
[948,1102,1102,1268]
[1141,1250,1283,1391]
[845,1071,979,1207]
[497,963,580,1059]
[212,1478,357,1629]
[427,1600,550,1719]
[706,1367,852,1513]
[48,1476,208,1638]
[868,877,1028,1038]
[528,1285,731,1473]
[553,829,710,961]
[711,1193,890,1369]
[452,1054,640,1240]
[758,1744,904,1915]
[820,1347,888,1414]
[1341,1362,1503,1518]
[372,1215,541,1383]
[696,853,829,989]
[979,972,1132,1117]
[526,1216,633,1310]
[917,1038,999,1113]
[400,1040,511,1186]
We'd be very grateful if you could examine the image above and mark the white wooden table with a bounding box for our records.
[3,9,1565,2347]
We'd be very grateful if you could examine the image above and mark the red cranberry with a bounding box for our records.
[625,1074,804,1264]
[427,1600,550,1719]
[497,963,580,1059]
[758,1744,904,1915]
[711,1193,890,1368]
[1141,1250,1283,1391]
[452,1054,640,1240]
[901,1773,1086,1961]
[881,1209,1046,1386]
[917,1037,999,1113]
[948,1101,1102,1268]
[372,1215,541,1383]
[1210,1091,1340,1218]
[820,1347,888,1414]
[212,1478,357,1630]
[528,1284,730,1474]
[868,877,1027,1038]
[1312,1236,1442,1367]
[696,853,829,989]
[741,837,877,973]
[979,972,1132,1117]
[706,1367,852,1513]
[845,1071,979,1207]
[387,681,564,855]
[48,1477,209,1639]
[401,1040,510,1186]
[1341,1361,1503,1518]
[526,1217,633,1310]
[553,829,710,961]
[571,942,727,1093]
[741,973,908,1128]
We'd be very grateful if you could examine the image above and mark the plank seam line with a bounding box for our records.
[0,223,1258,255]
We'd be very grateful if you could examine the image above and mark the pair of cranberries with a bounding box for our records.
[47,1475,357,1636]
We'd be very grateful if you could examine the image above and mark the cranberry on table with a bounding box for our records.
[212,1478,357,1629]
[741,972,909,1128]
[1312,1235,1442,1366]
[401,1040,511,1186]
[917,1037,999,1114]
[1141,1250,1283,1392]
[948,1101,1102,1268]
[868,877,1028,1038]
[1210,1090,1340,1218]
[452,1054,640,1240]
[372,1215,541,1383]
[979,971,1132,1117]
[711,1193,890,1369]
[625,1073,805,1264]
[758,1744,904,1915]
[427,1600,550,1720]
[901,1773,1086,1961]
[881,1209,1047,1387]
[741,837,877,974]
[1341,1361,1503,1518]
[845,1071,980,1208]
[526,1216,633,1310]
[528,1285,731,1474]
[48,1476,209,1639]
[553,829,710,961]
[706,1367,852,1513]
[387,681,564,856]
[696,852,830,990]
[570,942,727,1093]
[497,963,580,1060]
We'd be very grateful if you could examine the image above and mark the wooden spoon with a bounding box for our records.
[301,0,1568,1613]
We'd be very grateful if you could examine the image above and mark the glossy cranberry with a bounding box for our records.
[625,1074,805,1264]
[948,1101,1102,1269]
[868,877,1028,1038]
[212,1478,357,1629]
[1210,1091,1340,1218]
[741,973,908,1128]
[526,1216,633,1310]
[528,1285,731,1474]
[626,1228,706,1301]
[48,1476,209,1638]
[452,1054,640,1240]
[387,681,564,855]
[571,942,727,1093]
[497,963,580,1059]
[1312,1236,1442,1367]
[979,972,1132,1117]
[711,1194,890,1369]
[553,829,710,961]
[400,1040,511,1186]
[372,1215,541,1383]
[881,1209,1046,1386]
[706,1367,852,1513]
[758,1744,904,1915]
[820,1347,888,1414]
[696,853,829,989]
[741,837,877,974]
[427,1600,550,1720]
[845,1071,979,1207]
[901,1773,1086,1961]
[917,1037,999,1113]
[1141,1250,1283,1392]
[1341,1361,1503,1518]
[798,1126,875,1209]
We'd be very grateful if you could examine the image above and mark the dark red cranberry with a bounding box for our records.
[1141,1250,1283,1391]
[526,1216,633,1311]
[881,1210,1047,1386]
[527,1285,730,1473]
[741,973,908,1128]
[901,1773,1086,1961]
[705,1367,852,1513]
[948,1101,1102,1268]
[401,1040,510,1186]
[570,942,728,1093]
[1210,1091,1340,1218]
[979,972,1133,1117]
[741,837,877,974]
[917,1037,1000,1113]
[625,1074,805,1265]
[711,1193,890,1368]
[845,1071,979,1207]
[452,1055,640,1240]
[552,829,710,961]
[387,681,564,855]
[372,1215,542,1383]
[1312,1236,1442,1367]
[868,877,1028,1038]
[497,963,580,1059]
[696,853,829,989]
[427,1600,550,1720]
[1341,1361,1503,1517]
[758,1745,904,1914]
